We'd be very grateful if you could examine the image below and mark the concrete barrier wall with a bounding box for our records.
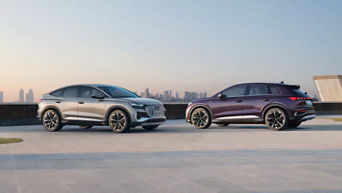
[0,103,341,126]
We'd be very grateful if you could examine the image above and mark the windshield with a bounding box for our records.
[98,86,139,98]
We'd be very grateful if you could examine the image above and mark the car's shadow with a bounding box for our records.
[1,123,342,133]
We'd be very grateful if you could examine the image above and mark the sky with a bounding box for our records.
[0,0,341,102]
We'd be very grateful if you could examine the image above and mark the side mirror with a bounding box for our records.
[218,93,227,99]
[91,93,104,99]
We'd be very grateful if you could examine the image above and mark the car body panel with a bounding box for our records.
[186,82,316,126]
[38,84,166,127]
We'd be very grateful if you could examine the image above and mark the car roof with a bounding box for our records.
[233,82,299,87]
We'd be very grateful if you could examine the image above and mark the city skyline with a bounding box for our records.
[1,0,341,101]
[0,87,206,103]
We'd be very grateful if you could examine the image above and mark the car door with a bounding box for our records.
[243,84,273,118]
[210,84,250,119]
[55,86,80,121]
[77,86,106,122]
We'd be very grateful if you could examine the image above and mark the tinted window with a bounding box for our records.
[50,89,63,97]
[63,87,79,97]
[81,87,103,98]
[222,85,247,97]
[291,88,309,97]
[268,85,280,94]
[99,86,138,98]
[249,84,268,95]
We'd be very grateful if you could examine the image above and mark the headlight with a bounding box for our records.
[129,102,145,109]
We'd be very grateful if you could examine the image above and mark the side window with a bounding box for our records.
[81,87,103,98]
[63,87,79,98]
[222,85,247,97]
[268,85,280,95]
[249,84,268,95]
[50,89,63,97]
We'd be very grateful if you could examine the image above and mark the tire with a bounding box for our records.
[191,107,211,129]
[80,125,93,129]
[143,125,159,131]
[288,122,301,128]
[108,109,130,133]
[265,108,288,131]
[216,123,229,127]
[42,109,63,132]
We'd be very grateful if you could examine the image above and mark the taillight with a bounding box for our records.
[38,99,42,104]
[288,97,312,101]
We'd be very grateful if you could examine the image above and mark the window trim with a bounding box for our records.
[221,84,249,98]
[246,84,281,96]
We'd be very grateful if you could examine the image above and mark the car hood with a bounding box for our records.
[106,97,163,105]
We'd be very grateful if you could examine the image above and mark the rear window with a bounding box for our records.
[50,89,63,97]
[268,86,280,95]
[291,88,309,97]
[63,87,79,97]
[249,85,268,95]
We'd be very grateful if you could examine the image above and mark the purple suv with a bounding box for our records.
[186,83,316,130]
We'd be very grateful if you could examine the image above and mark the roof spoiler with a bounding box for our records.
[288,85,300,89]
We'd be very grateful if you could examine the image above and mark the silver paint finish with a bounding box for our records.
[38,84,166,127]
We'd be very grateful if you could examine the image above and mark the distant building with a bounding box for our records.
[0,91,3,103]
[184,91,199,102]
[19,89,24,103]
[26,89,34,103]
[313,75,342,102]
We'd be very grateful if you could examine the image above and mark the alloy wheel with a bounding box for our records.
[191,108,211,129]
[43,110,62,132]
[265,108,287,130]
[109,110,129,133]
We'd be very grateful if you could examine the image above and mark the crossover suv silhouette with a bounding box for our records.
[38,84,166,133]
[186,82,315,130]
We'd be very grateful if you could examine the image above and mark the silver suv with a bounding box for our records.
[38,84,166,133]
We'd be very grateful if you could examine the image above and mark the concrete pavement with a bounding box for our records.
[1,119,342,193]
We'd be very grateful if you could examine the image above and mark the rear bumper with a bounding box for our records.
[291,109,316,123]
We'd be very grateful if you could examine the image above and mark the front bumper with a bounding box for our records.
[131,117,166,127]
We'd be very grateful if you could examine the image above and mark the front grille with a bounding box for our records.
[137,112,149,119]
[145,104,164,117]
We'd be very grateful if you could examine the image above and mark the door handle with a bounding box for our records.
[56,100,62,103]
[264,99,270,101]
[78,101,84,104]
[236,100,243,103]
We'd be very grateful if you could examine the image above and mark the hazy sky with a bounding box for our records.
[1,0,341,102]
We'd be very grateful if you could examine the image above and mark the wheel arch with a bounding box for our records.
[262,103,290,121]
[105,105,132,125]
[188,104,213,124]
[41,106,63,119]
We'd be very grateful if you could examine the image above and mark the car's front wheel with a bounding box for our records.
[42,109,63,132]
[143,125,159,131]
[191,107,211,129]
[109,109,130,133]
[265,108,288,131]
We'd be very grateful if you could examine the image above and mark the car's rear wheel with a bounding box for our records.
[80,125,93,129]
[143,125,159,131]
[191,108,211,129]
[216,123,229,127]
[109,109,130,133]
[265,108,288,131]
[42,109,63,132]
